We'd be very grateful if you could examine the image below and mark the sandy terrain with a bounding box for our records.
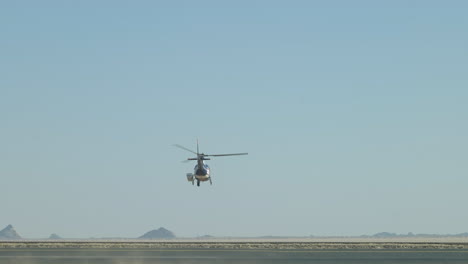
[1,238,468,249]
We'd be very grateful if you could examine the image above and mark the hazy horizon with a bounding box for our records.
[3,223,468,239]
[1,1,467,239]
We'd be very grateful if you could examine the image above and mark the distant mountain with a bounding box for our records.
[0,225,22,239]
[139,227,175,239]
[368,232,468,238]
[48,233,62,239]
[372,232,398,238]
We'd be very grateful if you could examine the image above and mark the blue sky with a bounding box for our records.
[1,1,467,238]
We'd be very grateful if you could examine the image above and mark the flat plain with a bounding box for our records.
[2,237,468,249]
[1,239,468,264]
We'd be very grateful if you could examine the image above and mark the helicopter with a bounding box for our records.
[174,140,248,187]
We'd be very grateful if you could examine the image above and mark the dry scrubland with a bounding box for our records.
[1,238,468,249]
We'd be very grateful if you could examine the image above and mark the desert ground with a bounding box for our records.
[2,237,468,249]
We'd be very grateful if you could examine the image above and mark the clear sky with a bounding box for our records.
[1,1,467,238]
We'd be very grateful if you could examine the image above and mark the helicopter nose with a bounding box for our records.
[196,169,207,175]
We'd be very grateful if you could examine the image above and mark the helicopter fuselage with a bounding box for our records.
[194,163,210,182]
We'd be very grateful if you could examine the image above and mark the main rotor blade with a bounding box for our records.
[173,144,198,155]
[206,153,248,157]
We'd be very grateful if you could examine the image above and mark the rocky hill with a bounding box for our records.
[0,225,22,239]
[139,227,175,239]
[48,233,62,239]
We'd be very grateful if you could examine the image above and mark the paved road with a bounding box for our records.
[1,248,468,263]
